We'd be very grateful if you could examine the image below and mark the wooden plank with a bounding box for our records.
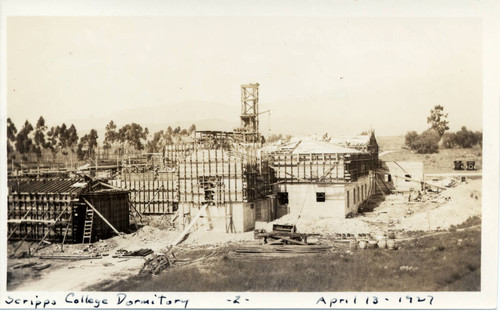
[171,203,209,247]
[273,236,306,245]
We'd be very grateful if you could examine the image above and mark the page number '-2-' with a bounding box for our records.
[227,296,250,304]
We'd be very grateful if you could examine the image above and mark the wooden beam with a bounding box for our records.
[98,182,123,191]
[171,203,209,247]
[32,206,69,253]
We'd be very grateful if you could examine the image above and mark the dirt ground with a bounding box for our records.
[7,178,482,291]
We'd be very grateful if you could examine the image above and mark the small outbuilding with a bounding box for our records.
[384,161,424,192]
[7,178,129,244]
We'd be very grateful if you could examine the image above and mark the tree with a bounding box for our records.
[441,127,482,149]
[188,124,197,134]
[412,129,440,154]
[427,105,449,138]
[46,126,60,161]
[474,131,482,147]
[87,129,98,156]
[67,124,79,153]
[7,118,17,160]
[454,126,478,148]
[77,129,99,160]
[118,123,149,152]
[441,132,456,149]
[104,120,118,151]
[146,130,166,153]
[57,123,69,155]
[404,131,419,149]
[33,116,48,162]
[15,120,34,161]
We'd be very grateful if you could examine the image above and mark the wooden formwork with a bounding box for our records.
[79,191,130,242]
[178,149,246,204]
[268,152,376,183]
[110,172,177,215]
[7,179,131,244]
[7,192,77,243]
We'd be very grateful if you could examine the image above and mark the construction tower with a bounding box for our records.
[236,83,260,143]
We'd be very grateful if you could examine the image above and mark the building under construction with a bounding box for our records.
[7,83,380,241]
[7,178,129,245]
[111,83,379,232]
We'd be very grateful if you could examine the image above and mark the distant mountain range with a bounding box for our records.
[69,96,376,141]
[58,73,482,140]
[68,100,240,141]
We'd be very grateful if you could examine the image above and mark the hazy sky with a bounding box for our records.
[7,16,482,136]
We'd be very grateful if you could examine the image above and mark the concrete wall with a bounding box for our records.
[178,202,225,232]
[344,174,372,215]
[385,161,423,192]
[277,183,346,218]
[275,173,374,218]
[179,198,270,233]
[233,202,256,232]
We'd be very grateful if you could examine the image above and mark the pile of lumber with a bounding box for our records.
[10,261,51,271]
[235,245,331,254]
[39,254,102,260]
[255,224,320,245]
[116,248,154,257]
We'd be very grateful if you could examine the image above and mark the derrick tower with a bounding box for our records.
[236,83,260,143]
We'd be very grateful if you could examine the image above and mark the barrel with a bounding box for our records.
[377,239,387,249]
[358,240,367,249]
[368,240,378,249]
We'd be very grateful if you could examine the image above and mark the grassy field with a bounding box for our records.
[377,136,482,174]
[94,226,480,292]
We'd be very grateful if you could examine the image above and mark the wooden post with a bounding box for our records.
[32,206,69,253]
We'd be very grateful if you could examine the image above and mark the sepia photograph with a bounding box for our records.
[1,0,498,309]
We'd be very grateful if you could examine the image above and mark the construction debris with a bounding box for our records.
[235,245,331,254]
[140,253,176,275]
[11,262,38,269]
[33,263,51,271]
[38,255,102,260]
[254,224,320,245]
[115,248,154,257]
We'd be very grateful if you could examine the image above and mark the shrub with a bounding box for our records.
[441,132,456,148]
[441,127,482,149]
[412,129,440,154]
[405,131,419,149]
[454,127,477,148]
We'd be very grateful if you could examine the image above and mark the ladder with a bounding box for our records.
[82,205,94,244]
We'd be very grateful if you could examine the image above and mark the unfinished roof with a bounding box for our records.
[263,138,363,154]
[292,140,363,154]
[9,179,88,194]
[329,135,371,148]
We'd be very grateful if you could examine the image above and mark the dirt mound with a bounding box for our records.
[396,179,481,231]
[270,179,482,235]
[183,231,254,247]
[110,225,178,252]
